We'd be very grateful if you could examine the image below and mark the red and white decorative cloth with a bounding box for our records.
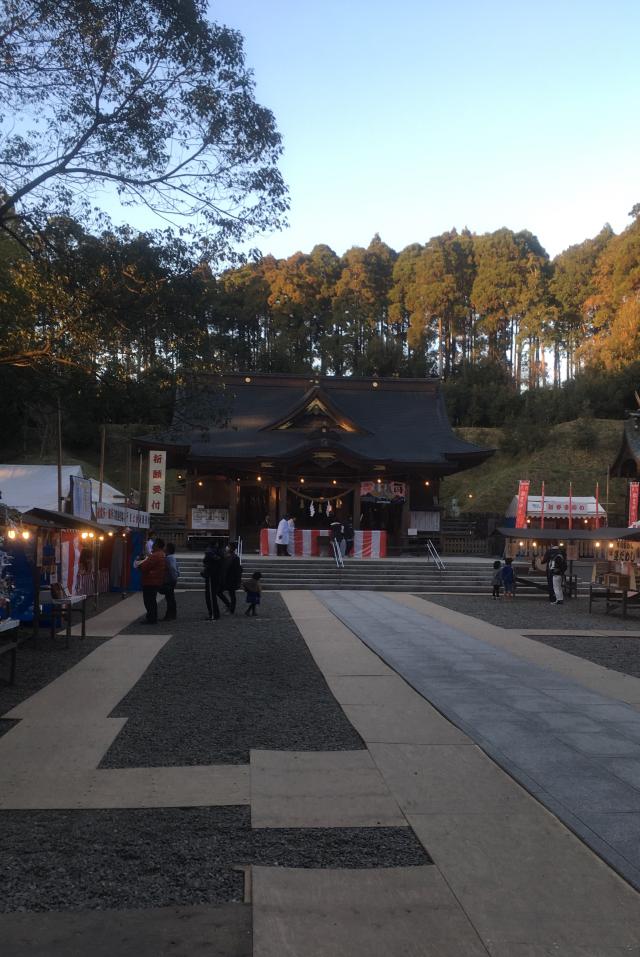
[353,530,387,558]
[60,532,81,594]
[260,528,320,556]
[260,528,386,558]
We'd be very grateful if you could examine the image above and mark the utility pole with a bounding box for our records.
[57,396,63,512]
[98,425,106,503]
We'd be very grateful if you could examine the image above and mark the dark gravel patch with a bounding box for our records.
[101,593,365,767]
[0,637,107,730]
[416,594,640,632]
[527,632,640,678]
[0,807,431,912]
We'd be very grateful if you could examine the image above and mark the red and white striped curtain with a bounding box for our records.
[260,528,320,556]
[260,527,387,558]
[353,530,387,559]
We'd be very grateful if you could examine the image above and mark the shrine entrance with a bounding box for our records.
[287,483,354,530]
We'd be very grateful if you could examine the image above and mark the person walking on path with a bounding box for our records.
[541,545,564,604]
[501,557,515,598]
[202,543,224,621]
[243,571,262,616]
[343,517,355,557]
[219,542,242,614]
[135,538,166,624]
[491,560,502,599]
[161,543,179,621]
[276,514,291,556]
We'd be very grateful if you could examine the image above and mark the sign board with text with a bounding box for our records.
[147,450,166,514]
[96,503,150,528]
[191,508,229,530]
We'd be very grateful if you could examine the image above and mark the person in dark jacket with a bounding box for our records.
[219,542,242,614]
[343,518,355,557]
[541,545,562,603]
[202,544,224,621]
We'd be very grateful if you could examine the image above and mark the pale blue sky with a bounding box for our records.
[126,1,640,260]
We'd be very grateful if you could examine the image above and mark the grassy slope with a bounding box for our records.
[443,419,628,519]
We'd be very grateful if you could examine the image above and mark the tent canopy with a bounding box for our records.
[0,464,124,513]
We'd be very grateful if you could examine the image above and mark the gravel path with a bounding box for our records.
[527,632,640,678]
[102,593,365,767]
[418,593,640,631]
[0,808,430,913]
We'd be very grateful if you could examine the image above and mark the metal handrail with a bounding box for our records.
[426,538,445,570]
[237,536,243,565]
[331,538,344,569]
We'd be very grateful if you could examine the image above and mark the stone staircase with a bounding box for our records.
[175,555,592,595]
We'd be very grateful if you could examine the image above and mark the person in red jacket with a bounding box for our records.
[135,538,166,624]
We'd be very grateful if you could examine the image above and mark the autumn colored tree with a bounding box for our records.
[550,226,613,382]
[579,212,640,370]
[471,229,549,387]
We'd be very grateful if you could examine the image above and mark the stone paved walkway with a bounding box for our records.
[317,590,640,891]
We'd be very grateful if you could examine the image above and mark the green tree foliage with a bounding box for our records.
[0,0,288,253]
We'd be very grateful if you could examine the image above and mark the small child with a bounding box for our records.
[501,557,515,599]
[243,571,262,616]
[492,560,502,599]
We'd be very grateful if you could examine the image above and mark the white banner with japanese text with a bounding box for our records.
[147,450,167,515]
[96,503,150,528]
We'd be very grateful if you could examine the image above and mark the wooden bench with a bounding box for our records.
[514,568,578,599]
[0,618,20,685]
[589,584,640,618]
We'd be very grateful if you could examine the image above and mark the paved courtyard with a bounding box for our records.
[2,588,640,955]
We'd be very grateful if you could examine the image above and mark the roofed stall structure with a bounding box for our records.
[610,410,640,478]
[138,373,493,551]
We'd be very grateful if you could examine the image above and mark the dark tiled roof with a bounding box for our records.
[610,414,640,476]
[143,374,493,472]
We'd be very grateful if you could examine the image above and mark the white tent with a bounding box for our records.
[0,464,125,513]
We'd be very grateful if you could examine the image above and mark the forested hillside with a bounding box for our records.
[2,211,640,461]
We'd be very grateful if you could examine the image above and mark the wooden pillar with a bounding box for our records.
[185,469,193,529]
[353,480,361,530]
[228,479,239,540]
[278,481,288,520]
[268,485,278,526]
[402,479,411,536]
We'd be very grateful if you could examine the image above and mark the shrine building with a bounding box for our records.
[139,373,492,553]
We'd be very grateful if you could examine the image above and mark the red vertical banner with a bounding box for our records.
[568,481,573,530]
[629,482,640,526]
[515,480,530,528]
[540,480,545,529]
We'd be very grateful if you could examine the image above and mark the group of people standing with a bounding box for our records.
[202,542,263,620]
[136,536,263,625]
[491,546,568,604]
